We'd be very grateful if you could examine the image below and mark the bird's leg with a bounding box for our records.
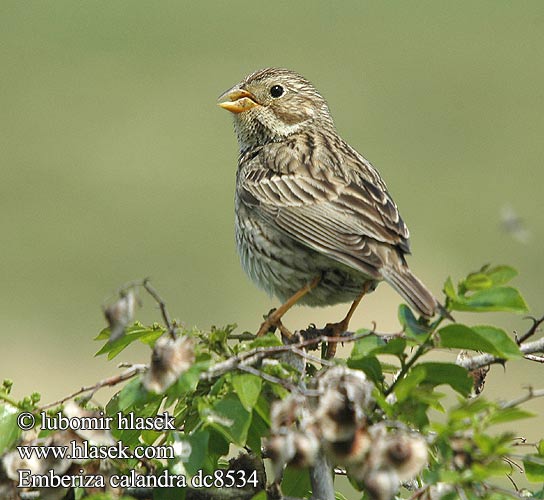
[257,276,321,337]
[324,282,372,358]
[277,320,293,341]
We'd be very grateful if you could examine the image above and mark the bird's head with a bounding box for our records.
[218,68,334,149]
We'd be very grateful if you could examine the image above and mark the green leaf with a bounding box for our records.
[394,367,426,403]
[253,394,271,426]
[232,374,262,411]
[395,363,472,400]
[184,430,209,476]
[448,397,494,421]
[487,407,534,425]
[398,304,431,339]
[95,327,111,341]
[247,408,269,456]
[460,265,519,294]
[95,323,164,359]
[372,337,407,355]
[347,356,383,384]
[418,363,473,396]
[281,465,311,497]
[524,456,544,482]
[486,265,518,286]
[203,394,252,446]
[538,439,544,457]
[113,377,148,412]
[443,276,457,300]
[248,333,283,349]
[250,492,267,500]
[0,404,21,453]
[472,326,522,358]
[167,363,205,398]
[349,331,378,358]
[449,286,528,313]
[350,334,406,361]
[206,429,230,461]
[438,324,521,359]
[462,272,492,292]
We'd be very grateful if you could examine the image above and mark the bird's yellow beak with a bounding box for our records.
[218,88,259,114]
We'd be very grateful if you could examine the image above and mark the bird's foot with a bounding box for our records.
[257,308,279,336]
[322,319,350,359]
[257,310,294,339]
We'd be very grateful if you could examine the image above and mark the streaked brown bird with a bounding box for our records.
[218,68,441,339]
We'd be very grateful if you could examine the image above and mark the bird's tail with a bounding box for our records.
[382,266,440,318]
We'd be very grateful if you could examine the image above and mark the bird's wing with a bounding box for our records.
[238,141,411,277]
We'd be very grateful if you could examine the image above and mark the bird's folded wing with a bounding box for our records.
[240,164,411,276]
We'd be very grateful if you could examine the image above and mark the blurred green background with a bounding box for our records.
[2,0,543,438]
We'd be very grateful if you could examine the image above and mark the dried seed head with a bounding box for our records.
[364,469,399,500]
[316,367,373,443]
[265,433,296,480]
[62,401,115,447]
[103,290,138,342]
[382,434,427,481]
[317,384,358,442]
[324,426,372,466]
[142,335,195,393]
[291,431,320,468]
[318,367,374,412]
[2,435,72,481]
[270,393,306,432]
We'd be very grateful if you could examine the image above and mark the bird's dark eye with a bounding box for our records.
[270,85,284,98]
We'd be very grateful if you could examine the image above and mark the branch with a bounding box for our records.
[516,314,544,344]
[456,337,544,371]
[500,387,544,409]
[143,278,177,340]
[309,452,335,500]
[202,330,372,381]
[40,364,147,410]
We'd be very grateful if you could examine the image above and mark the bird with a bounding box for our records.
[218,68,443,341]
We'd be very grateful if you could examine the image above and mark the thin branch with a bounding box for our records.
[408,486,431,500]
[385,337,433,396]
[142,278,177,340]
[238,365,298,392]
[457,337,544,371]
[40,364,147,410]
[524,354,544,363]
[0,391,22,410]
[227,333,257,341]
[202,330,373,381]
[290,347,335,366]
[309,451,335,500]
[516,314,544,344]
[500,387,544,409]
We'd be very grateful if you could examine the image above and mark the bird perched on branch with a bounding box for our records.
[218,68,442,339]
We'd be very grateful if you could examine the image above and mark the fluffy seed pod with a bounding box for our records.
[364,469,399,500]
[142,335,195,393]
[62,401,115,446]
[2,436,72,481]
[316,366,374,442]
[103,291,138,342]
[291,431,320,468]
[324,426,372,467]
[265,433,296,480]
[270,393,306,432]
[382,433,428,481]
